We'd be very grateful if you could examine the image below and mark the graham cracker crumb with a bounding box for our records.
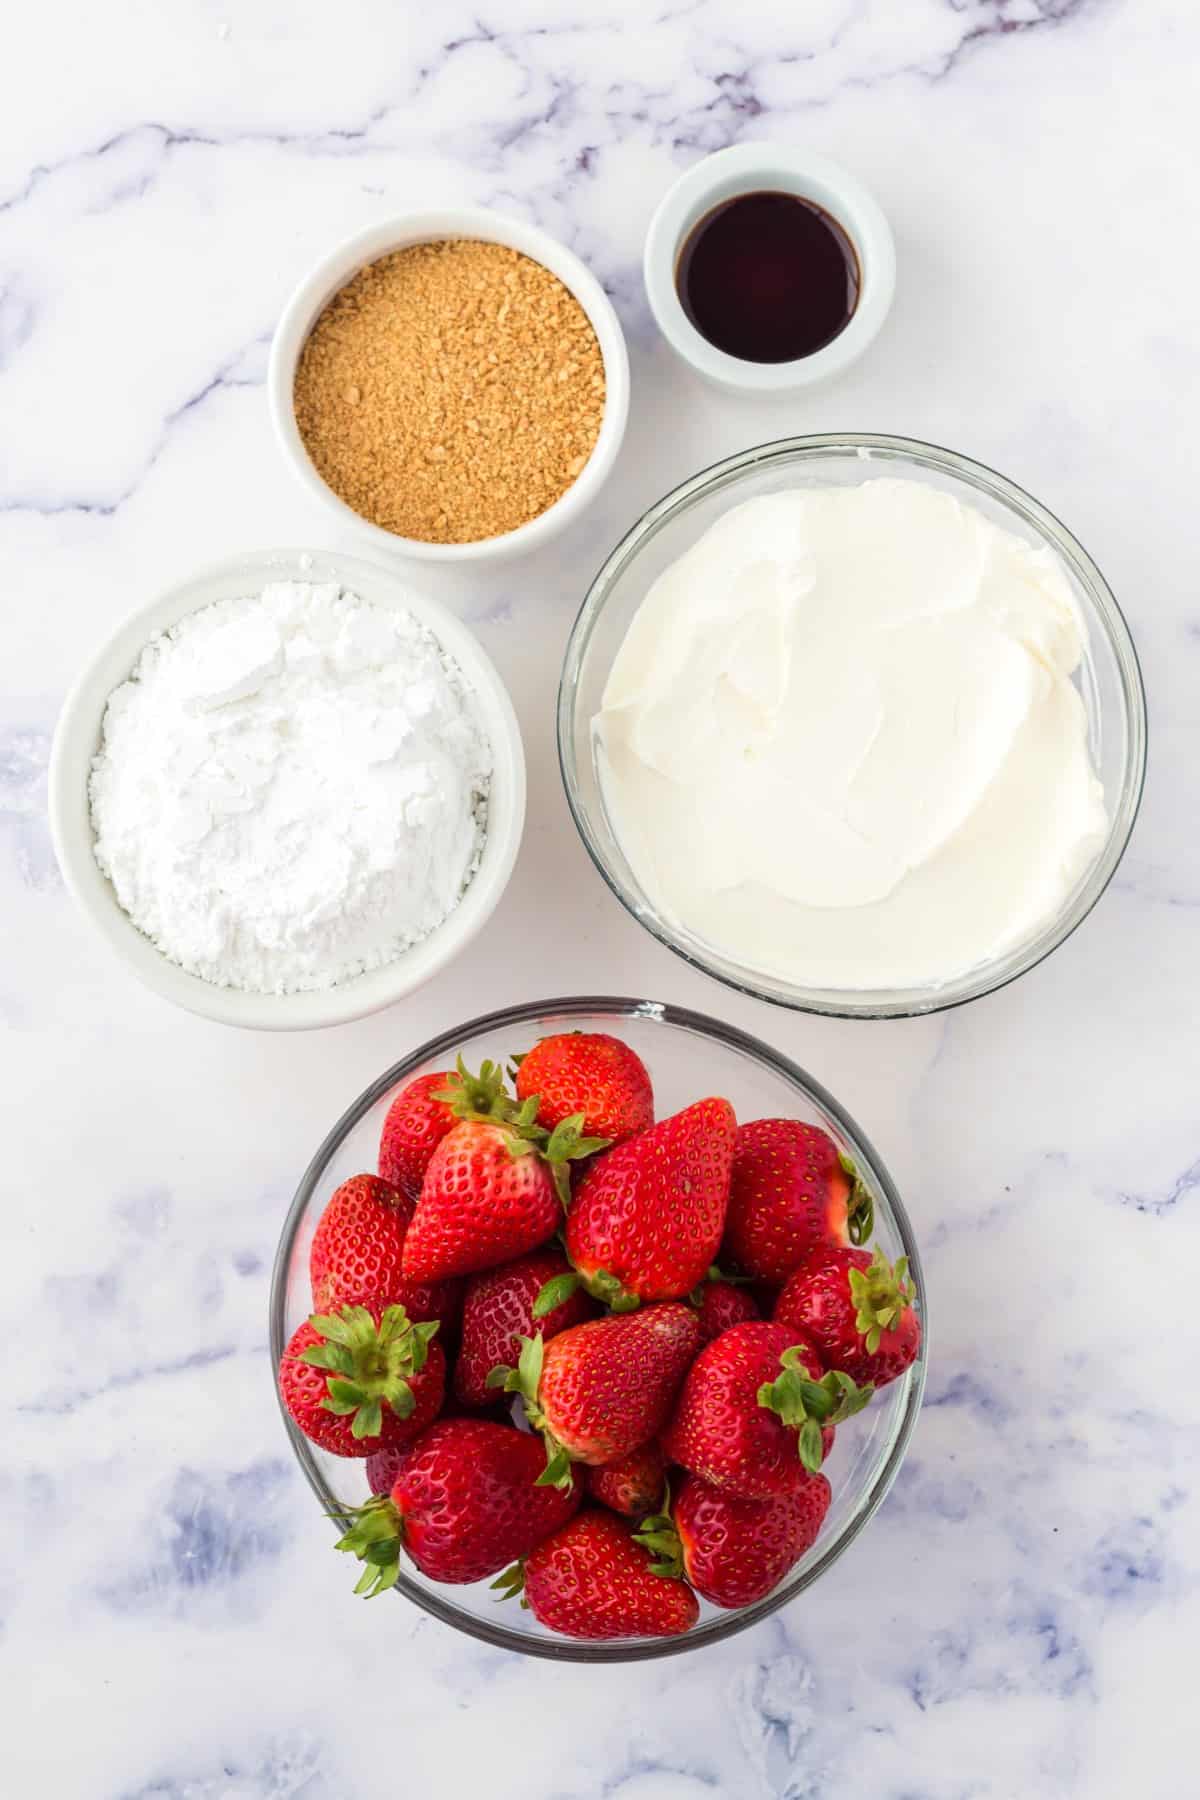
[293,239,607,544]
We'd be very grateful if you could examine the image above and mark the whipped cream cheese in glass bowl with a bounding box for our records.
[558,437,1146,1020]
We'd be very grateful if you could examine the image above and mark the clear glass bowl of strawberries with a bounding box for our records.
[270,997,926,1661]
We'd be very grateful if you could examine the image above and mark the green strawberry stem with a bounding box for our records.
[840,1153,875,1247]
[433,1056,520,1124]
[490,1560,529,1605]
[333,1495,406,1598]
[485,1333,575,1491]
[524,1112,612,1212]
[757,1350,874,1473]
[633,1480,684,1581]
[297,1304,439,1441]
[435,1056,610,1212]
[435,1061,610,1189]
[577,1265,640,1312]
[848,1248,914,1351]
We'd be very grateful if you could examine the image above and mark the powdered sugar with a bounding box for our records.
[89,580,492,994]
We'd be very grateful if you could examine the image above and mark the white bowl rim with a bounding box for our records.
[267,207,631,563]
[643,144,896,392]
[48,546,527,1031]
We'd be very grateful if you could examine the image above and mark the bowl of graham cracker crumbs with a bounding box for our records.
[268,210,630,561]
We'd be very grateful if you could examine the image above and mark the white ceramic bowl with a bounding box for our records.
[268,209,630,563]
[644,145,896,394]
[49,547,526,1031]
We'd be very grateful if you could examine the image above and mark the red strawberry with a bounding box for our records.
[585,1442,666,1519]
[565,1098,737,1308]
[336,1418,581,1592]
[365,1443,410,1497]
[493,1304,702,1483]
[309,1173,461,1328]
[499,1509,699,1640]
[516,1031,654,1146]
[378,1072,457,1198]
[278,1305,445,1458]
[722,1120,874,1287]
[693,1278,760,1343]
[775,1246,921,1388]
[663,1320,870,1498]
[636,1470,831,1609]
[453,1249,598,1409]
[403,1118,591,1282]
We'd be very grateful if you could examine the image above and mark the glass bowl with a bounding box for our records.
[558,435,1147,1019]
[269,996,926,1662]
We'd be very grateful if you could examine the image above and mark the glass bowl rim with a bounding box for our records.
[268,994,928,1662]
[557,432,1149,1021]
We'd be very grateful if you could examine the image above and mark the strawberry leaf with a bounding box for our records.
[517,1332,544,1399]
[580,1266,640,1312]
[351,1398,383,1440]
[758,1354,875,1469]
[634,1487,684,1582]
[533,1272,582,1318]
[847,1249,913,1352]
[334,1496,405,1598]
[307,1304,432,1441]
[544,1113,611,1164]
[798,1418,824,1473]
[840,1153,875,1246]
[384,1384,415,1422]
[323,1379,365,1416]
[298,1342,349,1373]
[490,1560,527,1602]
[310,1311,358,1346]
[535,1446,573,1490]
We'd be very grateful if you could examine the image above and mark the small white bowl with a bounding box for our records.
[49,547,527,1031]
[268,209,630,563]
[643,145,896,394]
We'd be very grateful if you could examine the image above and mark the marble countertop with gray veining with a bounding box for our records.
[4,3,1197,1795]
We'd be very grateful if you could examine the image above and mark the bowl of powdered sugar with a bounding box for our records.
[49,548,525,1029]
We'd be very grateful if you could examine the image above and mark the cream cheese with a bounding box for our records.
[595,478,1108,991]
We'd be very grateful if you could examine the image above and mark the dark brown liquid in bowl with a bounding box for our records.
[677,190,860,364]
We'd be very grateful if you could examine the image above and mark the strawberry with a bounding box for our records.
[564,1098,737,1308]
[378,1072,457,1198]
[278,1305,444,1458]
[496,1509,699,1640]
[453,1249,597,1409]
[309,1173,461,1328]
[515,1031,654,1145]
[377,1058,517,1199]
[636,1470,831,1609]
[585,1442,666,1519]
[663,1320,870,1498]
[722,1119,874,1287]
[336,1418,581,1592]
[774,1246,921,1388]
[491,1304,702,1484]
[365,1443,410,1497]
[692,1277,760,1343]
[402,1113,603,1283]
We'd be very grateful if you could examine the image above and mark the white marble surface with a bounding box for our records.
[3,2,1197,1795]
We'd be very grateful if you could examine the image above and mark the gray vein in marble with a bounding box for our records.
[21,1343,243,1416]
[0,0,1101,225]
[0,336,268,517]
[1116,1154,1200,1215]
